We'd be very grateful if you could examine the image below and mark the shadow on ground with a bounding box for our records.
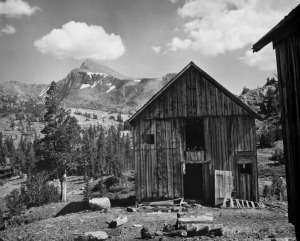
[55,201,90,217]
[110,195,135,207]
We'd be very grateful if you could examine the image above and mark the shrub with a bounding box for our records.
[93,180,107,197]
[83,178,93,202]
[123,121,131,131]
[261,175,287,201]
[271,175,284,200]
[5,189,26,216]
[259,130,276,148]
[92,113,98,120]
[109,115,116,120]
[22,174,60,208]
[117,113,123,122]
[262,185,271,199]
[241,87,250,95]
[5,172,60,216]
[271,146,285,164]
[104,176,119,190]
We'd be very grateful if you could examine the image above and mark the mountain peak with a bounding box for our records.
[78,59,131,80]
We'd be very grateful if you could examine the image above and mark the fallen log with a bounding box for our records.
[178,223,209,233]
[177,213,213,225]
[177,224,223,237]
[92,228,122,236]
[109,215,128,228]
[207,224,223,236]
[139,198,183,207]
[163,230,187,237]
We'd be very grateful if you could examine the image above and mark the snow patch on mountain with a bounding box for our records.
[80,81,102,89]
[86,72,108,78]
[80,84,91,89]
[106,85,115,93]
[39,87,49,96]
[134,79,141,82]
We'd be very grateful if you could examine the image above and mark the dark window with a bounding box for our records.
[185,119,205,151]
[239,163,252,174]
[143,134,155,144]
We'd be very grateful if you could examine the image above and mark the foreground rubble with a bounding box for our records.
[0,198,296,241]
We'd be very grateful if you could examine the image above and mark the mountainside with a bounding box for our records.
[55,60,176,113]
[238,77,281,139]
[0,60,176,114]
[0,81,47,106]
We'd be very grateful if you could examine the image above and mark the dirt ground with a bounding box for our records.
[0,201,295,240]
[0,152,295,241]
[0,174,296,241]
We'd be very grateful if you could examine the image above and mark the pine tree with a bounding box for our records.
[82,126,96,178]
[37,81,81,202]
[96,125,106,175]
[124,134,134,169]
[25,142,36,180]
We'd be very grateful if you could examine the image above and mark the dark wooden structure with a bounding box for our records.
[253,4,300,238]
[129,62,259,205]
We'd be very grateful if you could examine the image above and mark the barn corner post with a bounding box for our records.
[129,61,259,206]
[253,4,300,238]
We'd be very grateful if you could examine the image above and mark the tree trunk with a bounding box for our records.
[60,172,67,202]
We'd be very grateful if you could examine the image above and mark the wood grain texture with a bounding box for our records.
[132,66,258,204]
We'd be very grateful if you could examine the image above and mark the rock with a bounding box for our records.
[163,223,175,232]
[154,231,163,236]
[89,198,111,211]
[141,227,152,239]
[108,215,128,228]
[76,231,108,241]
[126,207,137,212]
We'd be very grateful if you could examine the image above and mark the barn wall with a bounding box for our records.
[138,67,250,120]
[133,119,183,202]
[275,31,300,225]
[134,115,258,203]
[132,65,258,204]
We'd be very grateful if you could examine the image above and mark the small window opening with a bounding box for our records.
[143,134,155,144]
[239,163,252,174]
[186,119,205,151]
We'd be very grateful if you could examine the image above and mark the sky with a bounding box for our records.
[0,0,299,94]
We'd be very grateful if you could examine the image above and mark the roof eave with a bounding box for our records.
[129,62,260,125]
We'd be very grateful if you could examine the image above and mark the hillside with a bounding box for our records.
[238,77,281,140]
[0,60,176,115]
[57,60,176,113]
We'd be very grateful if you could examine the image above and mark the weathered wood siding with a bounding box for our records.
[138,68,250,119]
[132,66,258,204]
[275,31,300,226]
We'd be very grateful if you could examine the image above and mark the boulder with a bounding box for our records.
[89,198,111,210]
[76,231,108,241]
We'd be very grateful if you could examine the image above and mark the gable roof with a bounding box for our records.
[129,62,260,124]
[253,4,300,52]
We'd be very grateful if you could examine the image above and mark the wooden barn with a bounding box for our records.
[129,62,260,206]
[253,4,300,239]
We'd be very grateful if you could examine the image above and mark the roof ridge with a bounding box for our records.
[129,62,259,123]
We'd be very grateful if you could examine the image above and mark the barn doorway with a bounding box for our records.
[183,163,204,200]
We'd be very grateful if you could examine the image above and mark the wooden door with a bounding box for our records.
[240,174,251,200]
[214,170,233,206]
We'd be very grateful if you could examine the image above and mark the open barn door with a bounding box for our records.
[214,170,233,206]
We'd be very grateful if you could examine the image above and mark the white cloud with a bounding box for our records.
[168,0,298,62]
[240,44,276,71]
[168,37,191,51]
[167,0,178,3]
[151,45,161,54]
[34,21,125,61]
[0,24,16,35]
[0,0,40,17]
